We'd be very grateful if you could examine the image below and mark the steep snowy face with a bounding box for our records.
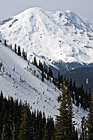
[0,42,88,129]
[0,7,93,64]
[0,42,60,118]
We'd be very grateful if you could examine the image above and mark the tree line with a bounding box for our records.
[2,40,27,60]
[32,56,91,111]
[0,76,93,140]
[0,39,92,111]
[0,91,54,140]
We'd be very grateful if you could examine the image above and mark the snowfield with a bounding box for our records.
[0,43,88,132]
[0,43,60,118]
[0,7,93,66]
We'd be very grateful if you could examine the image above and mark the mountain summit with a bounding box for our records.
[0,7,93,72]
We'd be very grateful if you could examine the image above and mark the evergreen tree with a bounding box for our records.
[1,124,8,140]
[47,72,49,81]
[43,117,54,140]
[0,62,3,71]
[43,124,49,140]
[57,72,61,89]
[42,69,44,82]
[11,121,16,140]
[4,40,7,47]
[22,48,24,57]
[17,46,21,56]
[14,44,17,53]
[39,60,43,71]
[67,91,75,139]
[55,76,76,140]
[22,49,27,60]
[49,67,53,78]
[80,116,87,140]
[18,102,31,140]
[33,57,38,67]
[87,90,93,140]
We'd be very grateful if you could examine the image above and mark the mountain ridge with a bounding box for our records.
[0,7,93,73]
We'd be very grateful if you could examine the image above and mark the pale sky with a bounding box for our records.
[0,0,93,23]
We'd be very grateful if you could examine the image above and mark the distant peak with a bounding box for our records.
[22,7,47,14]
[27,7,42,11]
[21,7,41,13]
[65,10,71,13]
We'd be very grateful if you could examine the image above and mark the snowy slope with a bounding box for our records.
[0,42,88,132]
[0,43,60,118]
[0,7,93,67]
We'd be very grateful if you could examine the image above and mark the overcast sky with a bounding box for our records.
[0,0,93,23]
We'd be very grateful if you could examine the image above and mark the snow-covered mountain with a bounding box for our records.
[0,7,93,73]
[0,42,88,131]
